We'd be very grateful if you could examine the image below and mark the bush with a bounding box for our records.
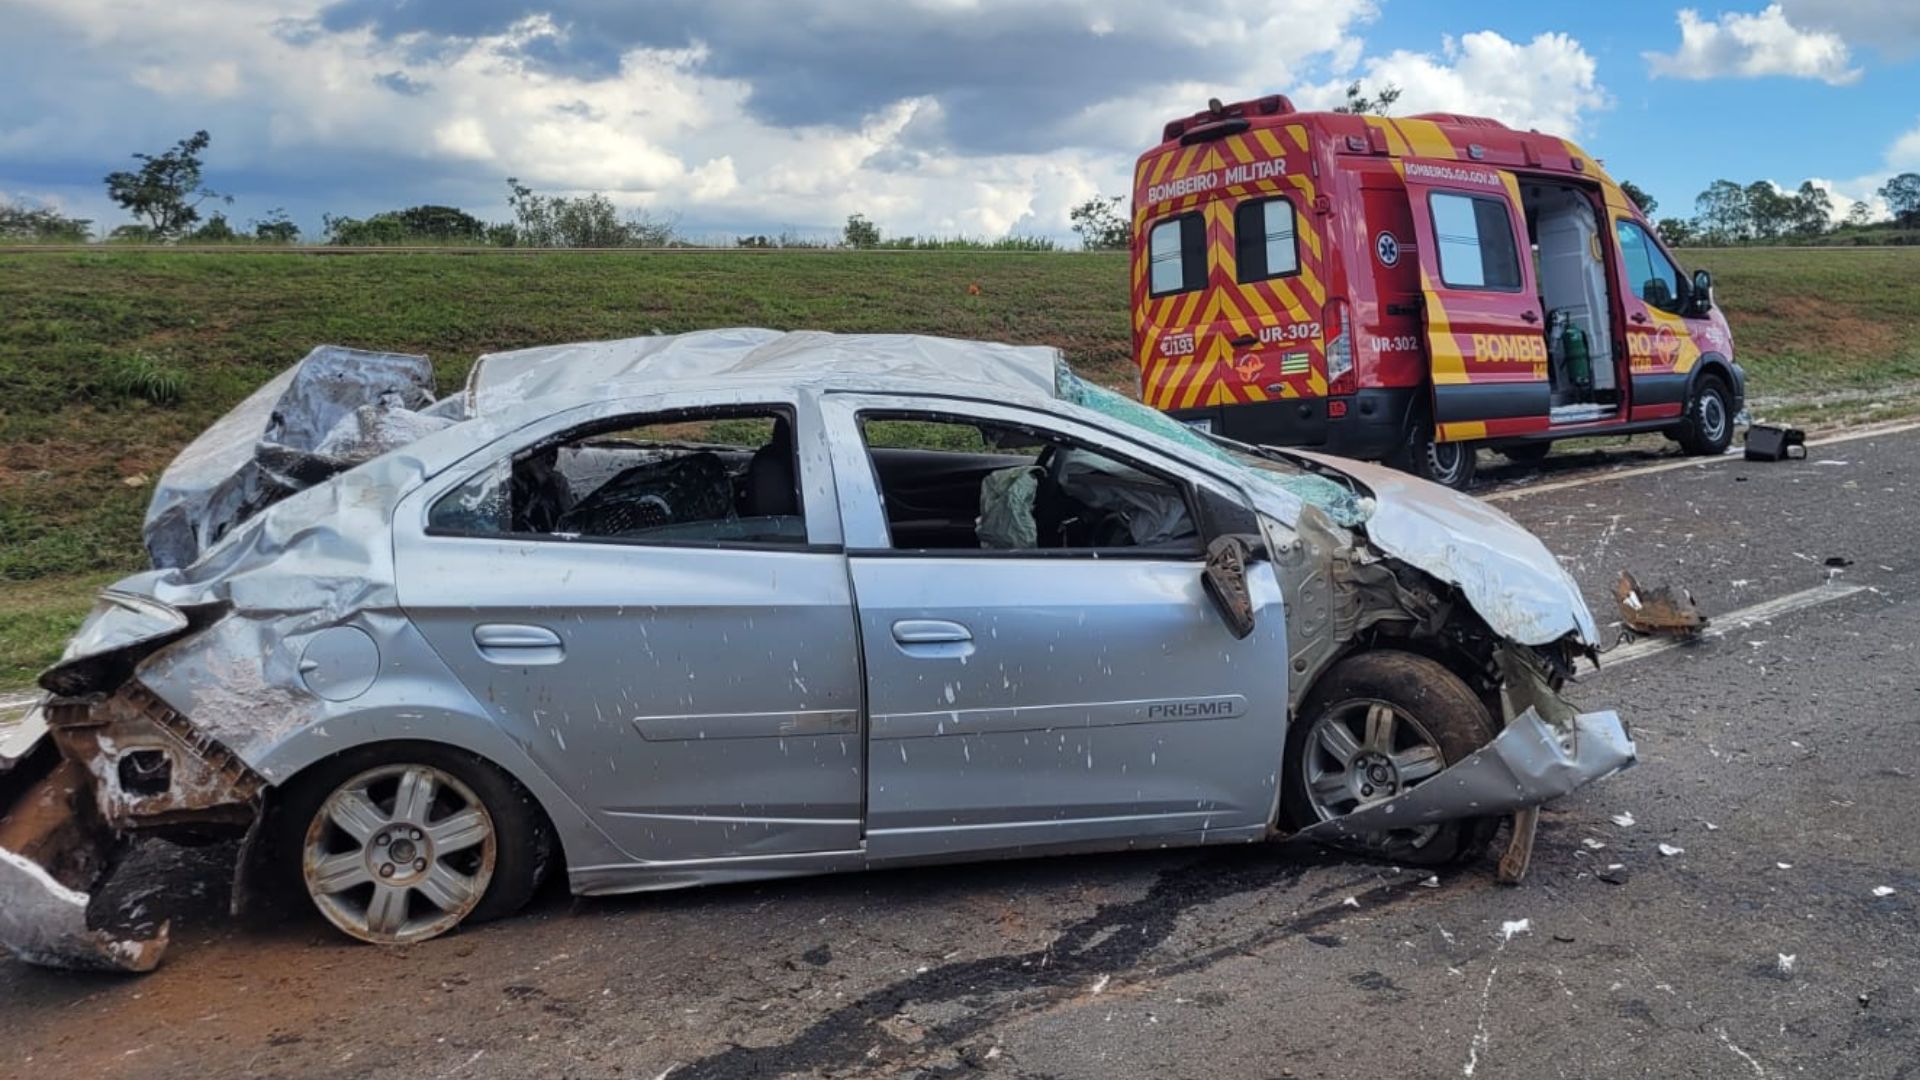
[0,201,92,242]
[843,213,881,248]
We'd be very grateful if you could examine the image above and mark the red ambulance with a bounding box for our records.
[1130,96,1744,488]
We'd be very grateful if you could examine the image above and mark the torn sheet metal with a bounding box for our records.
[144,345,437,569]
[0,762,168,973]
[1289,450,1603,648]
[1296,708,1636,842]
[1614,570,1708,640]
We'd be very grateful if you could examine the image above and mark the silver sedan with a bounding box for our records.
[0,330,1632,971]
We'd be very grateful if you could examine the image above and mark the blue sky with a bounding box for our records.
[2,1,1917,239]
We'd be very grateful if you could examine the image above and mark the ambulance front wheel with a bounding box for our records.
[1675,375,1734,456]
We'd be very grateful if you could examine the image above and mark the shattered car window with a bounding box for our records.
[429,407,807,545]
[1054,366,1371,527]
[858,413,1201,553]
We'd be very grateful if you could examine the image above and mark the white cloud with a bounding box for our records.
[1780,0,1920,58]
[1891,118,1920,170]
[1646,5,1860,85]
[1295,31,1609,137]
[0,1,1619,240]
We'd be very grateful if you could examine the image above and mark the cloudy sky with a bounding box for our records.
[3,0,1919,240]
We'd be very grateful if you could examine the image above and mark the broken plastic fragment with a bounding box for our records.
[1872,886,1896,898]
[1611,812,1637,828]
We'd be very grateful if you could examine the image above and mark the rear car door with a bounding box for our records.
[820,392,1290,861]
[391,392,865,864]
[1400,160,1550,442]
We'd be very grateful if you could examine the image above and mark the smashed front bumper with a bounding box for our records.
[1295,707,1635,842]
[0,686,264,973]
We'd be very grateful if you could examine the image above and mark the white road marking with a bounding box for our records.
[1590,582,1867,672]
[1486,418,1920,503]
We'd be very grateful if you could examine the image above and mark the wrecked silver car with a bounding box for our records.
[0,329,1633,972]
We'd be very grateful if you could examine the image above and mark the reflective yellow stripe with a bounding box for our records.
[1438,421,1487,443]
[1394,118,1457,161]
[1253,128,1288,160]
[1287,124,1309,152]
[1365,116,1409,157]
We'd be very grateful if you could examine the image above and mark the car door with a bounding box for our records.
[820,392,1290,861]
[390,391,865,865]
[1611,216,1709,423]
[1399,160,1551,442]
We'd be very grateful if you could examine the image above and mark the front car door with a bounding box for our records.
[1399,159,1551,443]
[391,390,865,867]
[1609,216,1720,424]
[819,392,1290,861]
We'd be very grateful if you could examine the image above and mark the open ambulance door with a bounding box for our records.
[1398,160,1551,452]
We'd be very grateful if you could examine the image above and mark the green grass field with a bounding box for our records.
[3,245,1918,688]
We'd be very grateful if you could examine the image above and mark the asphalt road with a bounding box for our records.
[3,428,1917,1079]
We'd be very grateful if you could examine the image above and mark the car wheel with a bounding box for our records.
[1675,375,1733,456]
[277,743,551,945]
[1409,426,1478,490]
[1282,650,1499,866]
[1500,441,1552,464]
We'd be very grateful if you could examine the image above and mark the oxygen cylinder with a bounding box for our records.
[1564,323,1592,390]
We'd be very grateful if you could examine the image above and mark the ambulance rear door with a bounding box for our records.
[1398,160,1550,443]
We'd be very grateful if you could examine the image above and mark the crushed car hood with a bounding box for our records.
[1286,451,1601,648]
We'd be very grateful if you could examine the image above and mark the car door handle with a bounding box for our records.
[1520,310,1539,324]
[1631,312,1649,324]
[891,619,975,659]
[473,624,565,665]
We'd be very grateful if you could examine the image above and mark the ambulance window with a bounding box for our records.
[1149,213,1208,296]
[1430,193,1522,291]
[1615,220,1683,313]
[1234,198,1300,283]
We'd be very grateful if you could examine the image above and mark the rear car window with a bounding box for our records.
[1148,213,1208,296]
[1430,192,1522,291]
[1234,198,1299,282]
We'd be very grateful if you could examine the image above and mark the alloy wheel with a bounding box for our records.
[302,763,497,944]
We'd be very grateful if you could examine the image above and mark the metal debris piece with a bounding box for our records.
[1613,571,1708,642]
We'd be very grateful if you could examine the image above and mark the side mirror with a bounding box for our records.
[1201,534,1261,639]
[1688,269,1714,316]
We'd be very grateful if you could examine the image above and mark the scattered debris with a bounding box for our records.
[1824,556,1854,569]
[1597,865,1630,885]
[1611,812,1637,828]
[1657,843,1685,857]
[1343,896,1360,909]
[1552,933,1576,943]
[1500,919,1531,941]
[1089,974,1110,995]
[1422,875,1441,888]
[1582,838,1607,850]
[1873,886,1896,898]
[1744,423,1806,461]
[1776,953,1797,977]
[1776,862,1792,870]
[1614,571,1708,642]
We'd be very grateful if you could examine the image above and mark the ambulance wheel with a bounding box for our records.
[1676,376,1734,456]
[1501,441,1552,464]
[1411,429,1478,490]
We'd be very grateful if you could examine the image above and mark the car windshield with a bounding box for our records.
[1053,365,1371,527]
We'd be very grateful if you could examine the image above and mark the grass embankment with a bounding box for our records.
[3,246,1918,687]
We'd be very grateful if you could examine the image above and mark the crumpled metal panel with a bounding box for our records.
[1289,450,1604,647]
[0,847,166,973]
[143,345,436,569]
[1295,708,1636,841]
[465,328,1062,414]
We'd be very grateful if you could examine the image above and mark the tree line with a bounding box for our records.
[0,130,1057,250]
[1648,174,1920,247]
